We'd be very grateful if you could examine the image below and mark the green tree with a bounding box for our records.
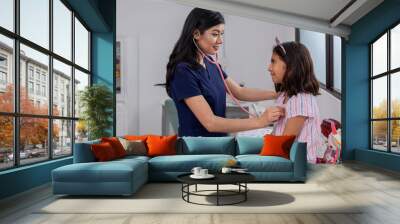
[79,84,113,140]
[373,100,388,138]
[372,99,400,142]
[392,99,400,142]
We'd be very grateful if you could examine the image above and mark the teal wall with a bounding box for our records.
[344,0,400,171]
[0,158,72,199]
[91,0,116,136]
[0,0,116,200]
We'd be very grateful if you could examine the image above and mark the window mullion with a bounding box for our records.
[14,0,20,167]
[71,10,76,153]
[325,34,334,90]
[49,0,54,160]
[370,41,376,150]
[325,34,330,89]
[388,30,391,153]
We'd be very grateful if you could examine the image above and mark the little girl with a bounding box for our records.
[268,41,322,164]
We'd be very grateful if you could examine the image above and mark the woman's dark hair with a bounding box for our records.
[273,42,320,97]
[165,8,225,97]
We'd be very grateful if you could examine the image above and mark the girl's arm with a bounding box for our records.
[184,95,283,133]
[282,116,307,136]
[225,77,277,102]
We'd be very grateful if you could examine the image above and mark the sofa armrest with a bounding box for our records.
[289,142,307,182]
[73,140,100,163]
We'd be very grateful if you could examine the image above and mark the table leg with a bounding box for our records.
[245,183,247,201]
[181,184,183,199]
[217,184,219,206]
[188,184,190,202]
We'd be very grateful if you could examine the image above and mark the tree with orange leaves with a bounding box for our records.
[0,84,59,150]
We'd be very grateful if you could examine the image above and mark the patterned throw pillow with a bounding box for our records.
[118,138,147,156]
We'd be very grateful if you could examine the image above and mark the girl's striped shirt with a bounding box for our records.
[272,92,322,163]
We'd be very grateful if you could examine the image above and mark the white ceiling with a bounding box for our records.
[225,0,353,23]
[170,0,384,38]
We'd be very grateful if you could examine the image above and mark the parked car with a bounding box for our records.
[7,153,13,161]
[8,150,32,160]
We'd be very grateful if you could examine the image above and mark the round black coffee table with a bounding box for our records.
[177,173,255,206]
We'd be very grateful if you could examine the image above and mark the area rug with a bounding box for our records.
[37,183,362,214]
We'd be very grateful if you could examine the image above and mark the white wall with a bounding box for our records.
[317,88,341,122]
[117,0,188,135]
[116,0,341,135]
[222,14,293,104]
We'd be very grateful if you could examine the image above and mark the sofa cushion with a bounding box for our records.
[147,135,177,157]
[101,137,127,158]
[180,137,235,155]
[119,138,148,156]
[52,159,147,183]
[236,155,293,172]
[73,139,100,163]
[115,155,150,163]
[259,135,296,159]
[236,137,263,155]
[91,142,118,161]
[124,135,153,141]
[148,154,235,172]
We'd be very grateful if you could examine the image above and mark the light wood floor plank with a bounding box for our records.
[1,162,400,224]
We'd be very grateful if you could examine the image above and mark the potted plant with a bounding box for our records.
[79,84,113,140]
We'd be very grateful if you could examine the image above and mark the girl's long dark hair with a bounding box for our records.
[165,8,224,97]
[273,42,320,97]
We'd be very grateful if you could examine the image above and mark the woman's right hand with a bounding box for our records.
[257,106,284,127]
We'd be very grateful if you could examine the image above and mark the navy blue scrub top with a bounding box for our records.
[169,58,228,137]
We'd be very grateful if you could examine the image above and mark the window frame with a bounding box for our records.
[369,20,400,154]
[0,0,92,171]
[296,28,342,99]
[0,70,7,85]
[0,54,8,88]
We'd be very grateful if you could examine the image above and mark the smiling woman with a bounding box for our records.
[164,8,281,137]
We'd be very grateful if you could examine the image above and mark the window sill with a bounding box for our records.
[0,156,72,175]
[320,83,341,99]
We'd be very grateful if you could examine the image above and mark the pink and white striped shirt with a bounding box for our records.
[272,92,322,163]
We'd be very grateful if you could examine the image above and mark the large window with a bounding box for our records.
[370,23,400,153]
[0,0,91,171]
[298,29,342,98]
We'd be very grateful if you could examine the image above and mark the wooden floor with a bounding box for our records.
[1,162,400,224]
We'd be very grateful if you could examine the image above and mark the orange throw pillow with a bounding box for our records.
[146,135,177,157]
[101,137,127,158]
[124,135,149,141]
[91,142,117,161]
[259,134,296,159]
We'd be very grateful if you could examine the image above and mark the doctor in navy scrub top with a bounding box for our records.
[165,8,284,137]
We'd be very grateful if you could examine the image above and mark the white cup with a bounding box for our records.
[221,167,232,174]
[199,169,208,176]
[191,167,202,176]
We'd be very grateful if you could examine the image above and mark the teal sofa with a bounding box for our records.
[52,136,307,196]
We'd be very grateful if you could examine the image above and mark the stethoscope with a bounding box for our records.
[193,39,259,118]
